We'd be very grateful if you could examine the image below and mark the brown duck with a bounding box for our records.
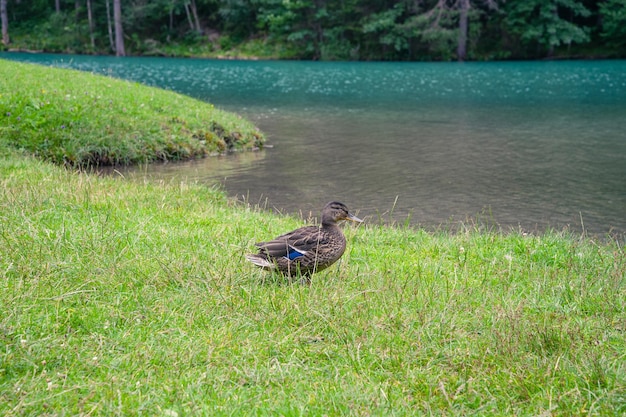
[246,201,362,277]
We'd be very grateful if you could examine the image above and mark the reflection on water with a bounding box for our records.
[236,104,626,238]
[102,150,266,184]
[3,53,625,237]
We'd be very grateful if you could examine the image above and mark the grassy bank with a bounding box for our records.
[1,152,624,415]
[0,59,264,167]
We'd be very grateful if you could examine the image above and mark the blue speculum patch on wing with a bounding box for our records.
[286,247,305,261]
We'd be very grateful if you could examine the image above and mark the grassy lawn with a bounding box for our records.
[1,153,624,415]
[0,63,624,416]
[0,59,264,167]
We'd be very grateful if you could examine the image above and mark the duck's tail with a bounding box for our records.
[245,254,275,270]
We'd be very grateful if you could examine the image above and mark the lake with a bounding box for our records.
[3,53,625,237]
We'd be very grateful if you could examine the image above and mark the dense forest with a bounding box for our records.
[1,0,625,61]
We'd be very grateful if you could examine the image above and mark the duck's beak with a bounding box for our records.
[346,212,363,223]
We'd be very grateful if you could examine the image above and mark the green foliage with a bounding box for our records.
[361,4,410,59]
[504,0,591,56]
[218,0,258,39]
[9,11,84,53]
[1,0,624,60]
[319,28,356,61]
[0,60,264,167]
[599,0,626,49]
[403,4,459,61]
[0,154,624,414]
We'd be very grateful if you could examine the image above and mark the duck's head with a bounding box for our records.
[321,201,363,226]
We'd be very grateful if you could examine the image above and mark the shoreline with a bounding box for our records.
[1,148,624,415]
[1,59,265,167]
[2,47,620,62]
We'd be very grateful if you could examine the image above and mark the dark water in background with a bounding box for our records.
[3,53,626,236]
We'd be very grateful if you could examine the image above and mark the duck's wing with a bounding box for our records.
[256,226,329,259]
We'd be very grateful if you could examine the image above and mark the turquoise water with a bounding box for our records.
[3,53,625,236]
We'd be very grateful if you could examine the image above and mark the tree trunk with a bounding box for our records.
[87,0,95,48]
[106,0,114,52]
[169,0,175,33]
[457,0,469,61]
[547,4,558,58]
[183,2,194,32]
[55,0,61,13]
[113,0,125,56]
[189,0,202,33]
[0,0,8,45]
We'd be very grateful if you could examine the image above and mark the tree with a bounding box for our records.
[457,0,469,60]
[457,0,499,61]
[87,0,95,49]
[0,0,621,60]
[361,2,410,60]
[400,1,459,60]
[504,0,591,57]
[218,0,258,40]
[254,0,321,58]
[599,0,626,50]
[106,0,115,51]
[114,0,125,55]
[1,0,8,45]
[184,0,202,34]
[400,0,500,61]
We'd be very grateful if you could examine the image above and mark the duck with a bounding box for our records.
[245,201,363,278]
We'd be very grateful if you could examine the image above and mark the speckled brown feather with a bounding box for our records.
[246,202,362,277]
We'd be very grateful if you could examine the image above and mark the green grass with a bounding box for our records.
[1,152,624,416]
[0,59,265,167]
